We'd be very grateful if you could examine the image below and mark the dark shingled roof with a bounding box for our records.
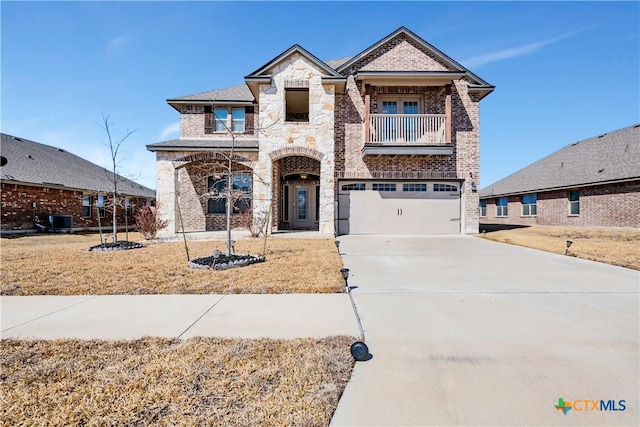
[480,124,640,198]
[168,84,254,103]
[0,133,155,198]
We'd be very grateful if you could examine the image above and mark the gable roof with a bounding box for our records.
[335,26,494,98]
[0,133,155,198]
[245,44,344,78]
[480,124,640,198]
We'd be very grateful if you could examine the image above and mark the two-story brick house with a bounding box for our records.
[147,27,494,237]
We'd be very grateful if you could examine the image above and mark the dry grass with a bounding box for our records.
[478,225,640,270]
[0,336,354,426]
[0,233,344,295]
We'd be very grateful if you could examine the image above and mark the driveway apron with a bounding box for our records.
[330,235,639,426]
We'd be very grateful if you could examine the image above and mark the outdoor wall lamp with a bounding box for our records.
[340,268,350,287]
[565,240,573,255]
[471,181,477,192]
[334,240,340,253]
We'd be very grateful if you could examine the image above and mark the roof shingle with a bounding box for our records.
[480,124,640,198]
[0,133,155,198]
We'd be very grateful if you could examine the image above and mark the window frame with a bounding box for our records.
[372,183,397,192]
[569,190,580,215]
[403,183,427,192]
[231,108,245,132]
[341,183,366,191]
[479,199,487,217]
[82,194,92,218]
[285,88,310,123]
[214,108,228,132]
[521,193,537,217]
[496,197,508,217]
[433,183,458,192]
[97,195,106,218]
[206,173,252,215]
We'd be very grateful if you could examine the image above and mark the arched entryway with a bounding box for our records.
[272,155,321,231]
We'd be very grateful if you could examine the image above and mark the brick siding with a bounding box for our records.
[1,183,149,232]
[480,181,640,228]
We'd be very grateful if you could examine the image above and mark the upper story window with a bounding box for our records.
[522,193,537,216]
[285,88,309,122]
[214,108,228,132]
[496,197,508,217]
[204,107,246,134]
[569,190,580,215]
[479,200,487,217]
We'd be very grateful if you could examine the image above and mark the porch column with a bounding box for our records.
[155,156,176,238]
[445,84,452,143]
[364,84,371,143]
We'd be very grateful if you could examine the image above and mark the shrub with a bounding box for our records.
[134,206,168,239]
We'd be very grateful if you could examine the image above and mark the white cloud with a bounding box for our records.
[107,33,130,55]
[463,31,579,69]
[158,121,180,139]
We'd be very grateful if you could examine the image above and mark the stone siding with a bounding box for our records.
[254,53,336,236]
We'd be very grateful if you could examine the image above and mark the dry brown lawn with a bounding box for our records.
[478,225,640,270]
[1,233,344,295]
[0,336,354,426]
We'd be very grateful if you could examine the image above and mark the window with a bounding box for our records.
[403,183,427,192]
[379,97,421,142]
[125,198,132,218]
[232,108,245,132]
[214,108,228,132]
[569,190,580,215]
[82,194,92,218]
[479,200,487,217]
[521,194,537,216]
[97,195,106,218]
[433,183,458,192]
[207,174,252,214]
[496,197,508,217]
[341,183,366,191]
[285,89,309,122]
[372,183,396,192]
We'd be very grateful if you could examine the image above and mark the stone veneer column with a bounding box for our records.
[155,157,176,237]
[254,53,336,236]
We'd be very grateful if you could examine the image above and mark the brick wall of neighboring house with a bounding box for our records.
[480,181,640,228]
[1,183,149,232]
[177,160,253,232]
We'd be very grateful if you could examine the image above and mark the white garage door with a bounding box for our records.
[338,181,461,235]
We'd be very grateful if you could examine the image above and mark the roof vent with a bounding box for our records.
[598,168,605,173]
[634,124,640,128]
[597,133,607,138]
[28,155,34,160]
[0,156,7,167]
[13,137,22,141]
[57,148,64,152]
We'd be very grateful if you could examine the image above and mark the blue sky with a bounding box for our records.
[2,1,638,190]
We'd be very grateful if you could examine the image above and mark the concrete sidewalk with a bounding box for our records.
[1,294,361,340]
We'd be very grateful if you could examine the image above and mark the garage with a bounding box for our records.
[338,181,461,235]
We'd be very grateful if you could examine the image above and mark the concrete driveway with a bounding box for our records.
[331,235,639,426]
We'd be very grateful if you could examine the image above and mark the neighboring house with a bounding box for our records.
[147,27,494,237]
[1,133,155,233]
[479,124,640,228]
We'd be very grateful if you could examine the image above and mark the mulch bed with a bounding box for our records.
[189,253,265,270]
[88,241,144,252]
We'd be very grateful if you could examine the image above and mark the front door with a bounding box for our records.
[292,185,314,229]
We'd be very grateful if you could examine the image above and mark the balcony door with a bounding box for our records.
[380,97,421,142]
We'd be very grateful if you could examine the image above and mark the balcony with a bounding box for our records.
[363,113,452,157]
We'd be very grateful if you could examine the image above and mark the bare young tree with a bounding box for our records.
[96,114,135,243]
